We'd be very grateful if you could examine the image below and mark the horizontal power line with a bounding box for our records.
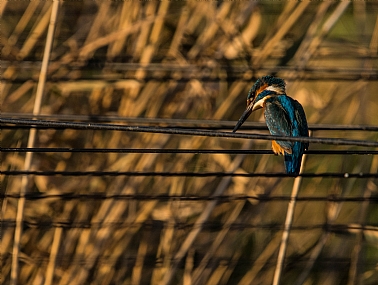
[2,147,378,155]
[4,61,378,71]
[2,193,378,203]
[4,74,378,83]
[3,113,378,131]
[2,62,378,81]
[1,219,375,232]
[0,252,367,267]
[1,170,377,178]
[2,118,378,147]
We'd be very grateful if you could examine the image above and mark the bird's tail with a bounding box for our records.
[284,143,304,175]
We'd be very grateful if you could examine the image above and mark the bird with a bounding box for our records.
[233,75,309,175]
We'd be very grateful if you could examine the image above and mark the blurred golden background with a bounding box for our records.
[2,1,378,284]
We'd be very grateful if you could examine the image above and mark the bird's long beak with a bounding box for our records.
[232,101,254,132]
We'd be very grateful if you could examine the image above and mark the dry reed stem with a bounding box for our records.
[150,1,170,46]
[292,2,332,67]
[161,140,253,285]
[168,8,189,57]
[133,2,154,59]
[251,2,296,57]
[151,133,235,282]
[3,2,377,284]
[0,0,7,15]
[293,231,331,285]
[131,231,149,285]
[78,14,164,60]
[293,100,364,284]
[252,1,310,68]
[0,29,20,59]
[347,156,378,285]
[205,264,227,285]
[237,233,283,285]
[8,2,40,47]
[143,76,244,282]
[299,2,350,68]
[223,7,260,59]
[183,249,195,285]
[44,227,63,285]
[216,241,247,284]
[151,168,186,284]
[272,147,309,285]
[211,151,279,284]
[185,2,207,36]
[187,2,231,59]
[59,78,175,284]
[214,81,248,119]
[276,2,298,28]
[83,2,111,53]
[135,1,169,80]
[2,2,55,98]
[17,2,52,61]
[11,2,59,284]
[5,81,35,104]
[369,15,378,53]
[72,145,169,284]
[107,2,133,59]
[192,201,245,284]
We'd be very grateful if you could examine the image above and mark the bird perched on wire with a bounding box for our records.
[233,75,309,175]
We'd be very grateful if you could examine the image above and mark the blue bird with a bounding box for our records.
[233,75,309,175]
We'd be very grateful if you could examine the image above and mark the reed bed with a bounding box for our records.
[2,2,378,284]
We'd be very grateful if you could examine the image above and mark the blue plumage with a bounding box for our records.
[233,75,309,175]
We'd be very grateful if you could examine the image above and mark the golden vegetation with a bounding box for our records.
[2,2,378,284]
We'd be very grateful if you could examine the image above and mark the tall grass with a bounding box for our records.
[2,2,378,284]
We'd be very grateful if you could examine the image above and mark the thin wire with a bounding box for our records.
[2,118,378,147]
[4,61,378,71]
[1,64,378,82]
[162,140,253,285]
[3,147,378,155]
[2,193,378,203]
[1,170,378,178]
[0,252,370,267]
[3,114,378,131]
[1,219,376,232]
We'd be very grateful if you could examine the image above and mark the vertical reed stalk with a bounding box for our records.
[272,132,311,285]
[10,2,60,284]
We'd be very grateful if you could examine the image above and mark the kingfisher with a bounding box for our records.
[233,75,309,175]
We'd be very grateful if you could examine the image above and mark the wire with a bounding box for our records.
[2,193,378,203]
[1,219,376,232]
[3,114,378,131]
[2,147,378,155]
[4,61,378,71]
[2,62,378,81]
[2,118,378,147]
[1,170,377,178]
[0,252,367,267]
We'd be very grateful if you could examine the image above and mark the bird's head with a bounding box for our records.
[233,75,286,132]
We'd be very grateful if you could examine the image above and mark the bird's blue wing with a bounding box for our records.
[264,97,294,151]
[264,95,309,174]
[293,99,309,150]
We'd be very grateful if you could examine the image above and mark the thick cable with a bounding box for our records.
[2,114,378,131]
[2,118,378,147]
